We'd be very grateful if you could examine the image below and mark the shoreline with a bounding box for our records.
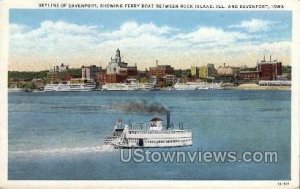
[225,84,291,91]
[8,87,291,92]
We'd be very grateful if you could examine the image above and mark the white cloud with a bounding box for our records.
[174,27,249,47]
[9,20,291,71]
[10,21,99,54]
[104,21,172,38]
[229,19,276,33]
[40,20,99,34]
[9,23,29,34]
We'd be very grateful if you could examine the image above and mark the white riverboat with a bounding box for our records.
[173,81,223,90]
[102,79,154,91]
[104,113,192,148]
[173,82,198,90]
[44,83,96,92]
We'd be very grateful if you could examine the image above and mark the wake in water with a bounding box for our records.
[9,144,115,156]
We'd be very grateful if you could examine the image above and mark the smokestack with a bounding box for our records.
[166,111,170,129]
[223,63,225,67]
[270,55,272,62]
[156,60,158,66]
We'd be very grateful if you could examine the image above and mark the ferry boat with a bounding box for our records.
[44,83,96,92]
[104,113,192,148]
[173,81,223,90]
[173,82,198,90]
[102,79,154,91]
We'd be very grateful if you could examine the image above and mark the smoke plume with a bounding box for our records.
[110,100,169,114]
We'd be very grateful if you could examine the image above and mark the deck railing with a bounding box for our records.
[128,130,191,135]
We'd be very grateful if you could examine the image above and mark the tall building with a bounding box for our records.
[101,49,138,83]
[106,48,128,74]
[82,65,102,81]
[257,55,282,80]
[207,64,216,78]
[190,66,199,77]
[199,64,216,79]
[97,69,107,85]
[199,66,208,79]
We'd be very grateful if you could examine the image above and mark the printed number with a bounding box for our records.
[278,182,289,186]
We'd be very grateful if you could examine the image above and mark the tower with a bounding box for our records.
[115,48,121,63]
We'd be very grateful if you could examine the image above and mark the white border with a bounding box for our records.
[0,0,299,188]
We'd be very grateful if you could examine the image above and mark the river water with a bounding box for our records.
[8,90,290,180]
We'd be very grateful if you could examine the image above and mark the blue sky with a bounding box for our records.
[9,9,292,71]
[10,9,292,38]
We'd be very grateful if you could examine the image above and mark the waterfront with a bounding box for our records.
[8,90,291,180]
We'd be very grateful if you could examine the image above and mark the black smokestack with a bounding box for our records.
[166,111,170,129]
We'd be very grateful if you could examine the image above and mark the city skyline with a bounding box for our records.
[9,10,292,71]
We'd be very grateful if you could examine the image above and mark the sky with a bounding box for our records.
[9,9,292,71]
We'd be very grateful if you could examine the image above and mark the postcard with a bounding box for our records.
[0,0,299,188]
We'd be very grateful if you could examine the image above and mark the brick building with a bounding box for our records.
[149,65,174,77]
[239,56,283,80]
[127,66,138,77]
[149,61,175,77]
[257,56,282,80]
[149,61,175,86]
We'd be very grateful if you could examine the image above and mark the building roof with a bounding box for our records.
[150,117,163,121]
[257,61,279,64]
[150,65,173,69]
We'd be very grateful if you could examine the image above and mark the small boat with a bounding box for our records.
[104,112,192,148]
